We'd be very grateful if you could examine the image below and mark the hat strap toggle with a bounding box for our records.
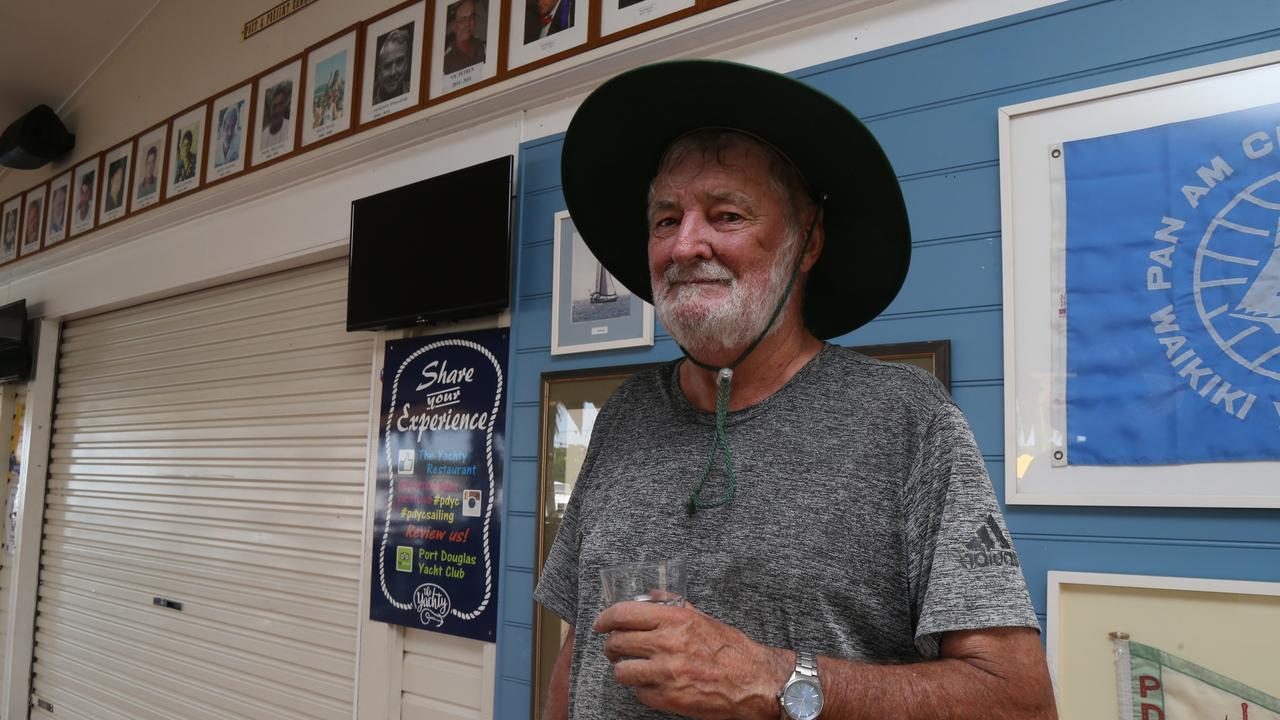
[684,195,825,514]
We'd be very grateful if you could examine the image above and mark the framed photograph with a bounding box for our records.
[253,57,303,166]
[131,123,168,212]
[207,83,252,182]
[508,0,588,71]
[19,185,46,257]
[167,102,208,199]
[1047,571,1280,719]
[551,210,653,355]
[69,155,102,238]
[360,0,426,125]
[1000,49,1280,507]
[533,362,653,715]
[0,195,20,264]
[99,141,133,226]
[599,0,696,41]
[301,25,360,148]
[849,339,951,391]
[44,171,72,246]
[429,0,500,99]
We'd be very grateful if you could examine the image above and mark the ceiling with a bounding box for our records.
[0,0,159,141]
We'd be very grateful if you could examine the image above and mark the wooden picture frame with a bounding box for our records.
[98,140,134,228]
[598,0,698,44]
[44,171,72,247]
[69,154,103,238]
[848,339,951,392]
[166,101,209,199]
[252,55,304,168]
[130,122,169,214]
[1047,571,1280,719]
[205,81,254,185]
[505,0,589,73]
[550,210,654,355]
[301,24,363,149]
[0,194,21,265]
[428,0,504,102]
[19,185,46,258]
[359,0,428,128]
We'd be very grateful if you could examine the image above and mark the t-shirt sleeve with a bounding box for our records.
[904,402,1039,658]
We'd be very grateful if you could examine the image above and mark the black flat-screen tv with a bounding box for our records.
[347,155,514,331]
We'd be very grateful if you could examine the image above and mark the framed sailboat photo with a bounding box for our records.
[551,210,654,355]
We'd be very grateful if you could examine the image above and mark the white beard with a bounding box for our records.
[653,241,799,359]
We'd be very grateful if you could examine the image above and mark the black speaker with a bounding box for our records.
[0,105,75,170]
[0,300,32,384]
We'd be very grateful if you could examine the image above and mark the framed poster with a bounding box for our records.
[19,185,46,257]
[253,57,303,166]
[167,102,207,198]
[69,155,102,238]
[1000,49,1280,507]
[532,362,649,714]
[1047,572,1280,720]
[551,210,653,355]
[370,328,508,642]
[99,141,133,226]
[131,123,168,212]
[599,0,696,41]
[302,25,360,148]
[360,0,426,125]
[507,0,588,71]
[0,195,20,264]
[44,171,72,246]
[429,0,500,99]
[207,82,252,182]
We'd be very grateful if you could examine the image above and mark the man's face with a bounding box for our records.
[268,92,288,132]
[453,2,477,43]
[221,111,237,151]
[180,135,192,158]
[51,188,65,219]
[25,206,38,237]
[77,180,92,215]
[144,150,157,178]
[109,170,123,198]
[647,139,802,355]
[378,40,408,92]
[536,0,555,16]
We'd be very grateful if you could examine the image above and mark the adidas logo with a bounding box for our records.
[958,514,1020,570]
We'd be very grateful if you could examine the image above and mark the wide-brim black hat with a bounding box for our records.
[560,59,911,340]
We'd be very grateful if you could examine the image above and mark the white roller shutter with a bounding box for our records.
[30,260,371,720]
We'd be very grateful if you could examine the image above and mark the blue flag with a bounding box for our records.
[1064,102,1280,465]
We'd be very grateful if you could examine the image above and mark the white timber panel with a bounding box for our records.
[29,260,371,720]
[401,628,490,720]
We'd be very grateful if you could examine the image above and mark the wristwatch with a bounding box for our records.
[778,650,823,720]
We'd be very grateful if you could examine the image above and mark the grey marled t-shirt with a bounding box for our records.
[533,345,1038,719]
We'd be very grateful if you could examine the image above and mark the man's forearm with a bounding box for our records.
[760,628,1057,720]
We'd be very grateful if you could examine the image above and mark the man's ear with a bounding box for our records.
[800,207,824,273]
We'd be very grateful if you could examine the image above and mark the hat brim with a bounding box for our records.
[560,60,911,340]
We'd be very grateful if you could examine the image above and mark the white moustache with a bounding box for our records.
[663,261,734,285]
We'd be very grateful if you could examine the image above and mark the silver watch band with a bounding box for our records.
[794,651,818,678]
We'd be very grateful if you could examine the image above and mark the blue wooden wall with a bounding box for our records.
[493,1,1280,716]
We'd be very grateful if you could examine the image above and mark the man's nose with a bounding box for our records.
[670,211,713,264]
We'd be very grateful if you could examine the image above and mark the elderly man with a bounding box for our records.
[373,27,412,103]
[444,0,486,74]
[260,84,292,150]
[534,60,1057,720]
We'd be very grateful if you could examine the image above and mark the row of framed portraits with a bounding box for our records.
[0,0,725,267]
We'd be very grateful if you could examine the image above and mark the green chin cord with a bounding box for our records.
[682,196,825,514]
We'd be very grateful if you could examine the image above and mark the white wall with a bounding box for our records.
[0,0,1059,718]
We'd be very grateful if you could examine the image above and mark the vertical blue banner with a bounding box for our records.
[1064,102,1280,465]
[370,328,508,641]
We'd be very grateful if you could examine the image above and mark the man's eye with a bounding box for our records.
[717,212,743,223]
[653,217,677,230]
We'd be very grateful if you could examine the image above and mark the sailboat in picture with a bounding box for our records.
[590,261,618,304]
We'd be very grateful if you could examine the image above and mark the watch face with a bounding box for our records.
[782,678,823,720]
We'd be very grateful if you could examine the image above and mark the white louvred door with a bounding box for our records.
[30,260,371,720]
